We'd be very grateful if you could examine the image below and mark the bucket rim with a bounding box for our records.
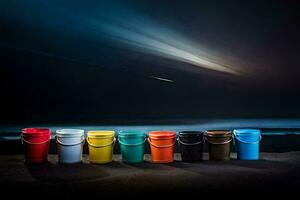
[56,129,84,137]
[233,129,261,136]
[22,128,51,136]
[148,131,176,139]
[179,131,204,137]
[119,130,145,137]
[205,130,231,137]
[87,130,115,137]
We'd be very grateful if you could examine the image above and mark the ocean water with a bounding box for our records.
[1,119,300,140]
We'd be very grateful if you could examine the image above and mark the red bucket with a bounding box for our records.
[21,128,51,163]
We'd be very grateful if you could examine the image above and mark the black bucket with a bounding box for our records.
[178,131,204,162]
[205,130,232,161]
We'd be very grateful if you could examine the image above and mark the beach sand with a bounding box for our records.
[0,152,300,197]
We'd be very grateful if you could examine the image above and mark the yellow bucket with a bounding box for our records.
[87,130,115,164]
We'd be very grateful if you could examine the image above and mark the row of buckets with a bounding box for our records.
[21,128,262,164]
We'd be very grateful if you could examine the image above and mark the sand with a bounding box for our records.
[0,152,299,197]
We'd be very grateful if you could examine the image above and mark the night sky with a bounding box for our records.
[0,0,299,124]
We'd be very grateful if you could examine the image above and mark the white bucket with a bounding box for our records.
[55,129,85,164]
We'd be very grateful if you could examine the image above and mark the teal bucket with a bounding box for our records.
[234,129,262,160]
[118,130,146,163]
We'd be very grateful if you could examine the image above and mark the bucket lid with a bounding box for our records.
[206,130,231,137]
[179,131,204,137]
[22,128,51,136]
[234,129,260,135]
[56,129,84,137]
[87,130,115,137]
[149,131,176,139]
[119,130,145,137]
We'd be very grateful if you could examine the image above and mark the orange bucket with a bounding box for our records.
[148,131,176,163]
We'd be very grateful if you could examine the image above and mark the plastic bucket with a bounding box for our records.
[234,129,262,160]
[205,130,232,161]
[21,128,51,163]
[178,131,204,162]
[118,130,146,163]
[87,130,115,164]
[56,129,84,164]
[148,131,176,163]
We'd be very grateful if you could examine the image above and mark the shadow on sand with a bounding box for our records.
[24,161,110,183]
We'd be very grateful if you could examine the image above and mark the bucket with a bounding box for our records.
[118,130,146,163]
[178,131,204,162]
[148,131,176,163]
[56,129,85,164]
[205,130,232,161]
[87,130,115,164]
[234,129,262,160]
[21,128,51,163]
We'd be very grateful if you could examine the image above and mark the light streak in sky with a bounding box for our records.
[0,1,243,76]
[149,76,174,83]
[88,18,241,76]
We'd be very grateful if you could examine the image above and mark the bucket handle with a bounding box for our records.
[177,137,203,146]
[118,137,147,146]
[87,137,116,148]
[147,138,175,148]
[21,134,51,145]
[55,135,85,146]
[233,133,262,144]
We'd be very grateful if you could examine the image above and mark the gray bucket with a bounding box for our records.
[56,129,85,164]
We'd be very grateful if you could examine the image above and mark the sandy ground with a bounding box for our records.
[0,152,300,197]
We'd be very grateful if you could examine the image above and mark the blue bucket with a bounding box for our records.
[118,130,146,163]
[234,129,262,160]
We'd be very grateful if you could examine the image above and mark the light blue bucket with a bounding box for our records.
[118,130,146,163]
[56,129,85,164]
[234,129,262,160]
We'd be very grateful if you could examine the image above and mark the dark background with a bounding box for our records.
[0,0,299,124]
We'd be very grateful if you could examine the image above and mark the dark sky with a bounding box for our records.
[0,0,299,124]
